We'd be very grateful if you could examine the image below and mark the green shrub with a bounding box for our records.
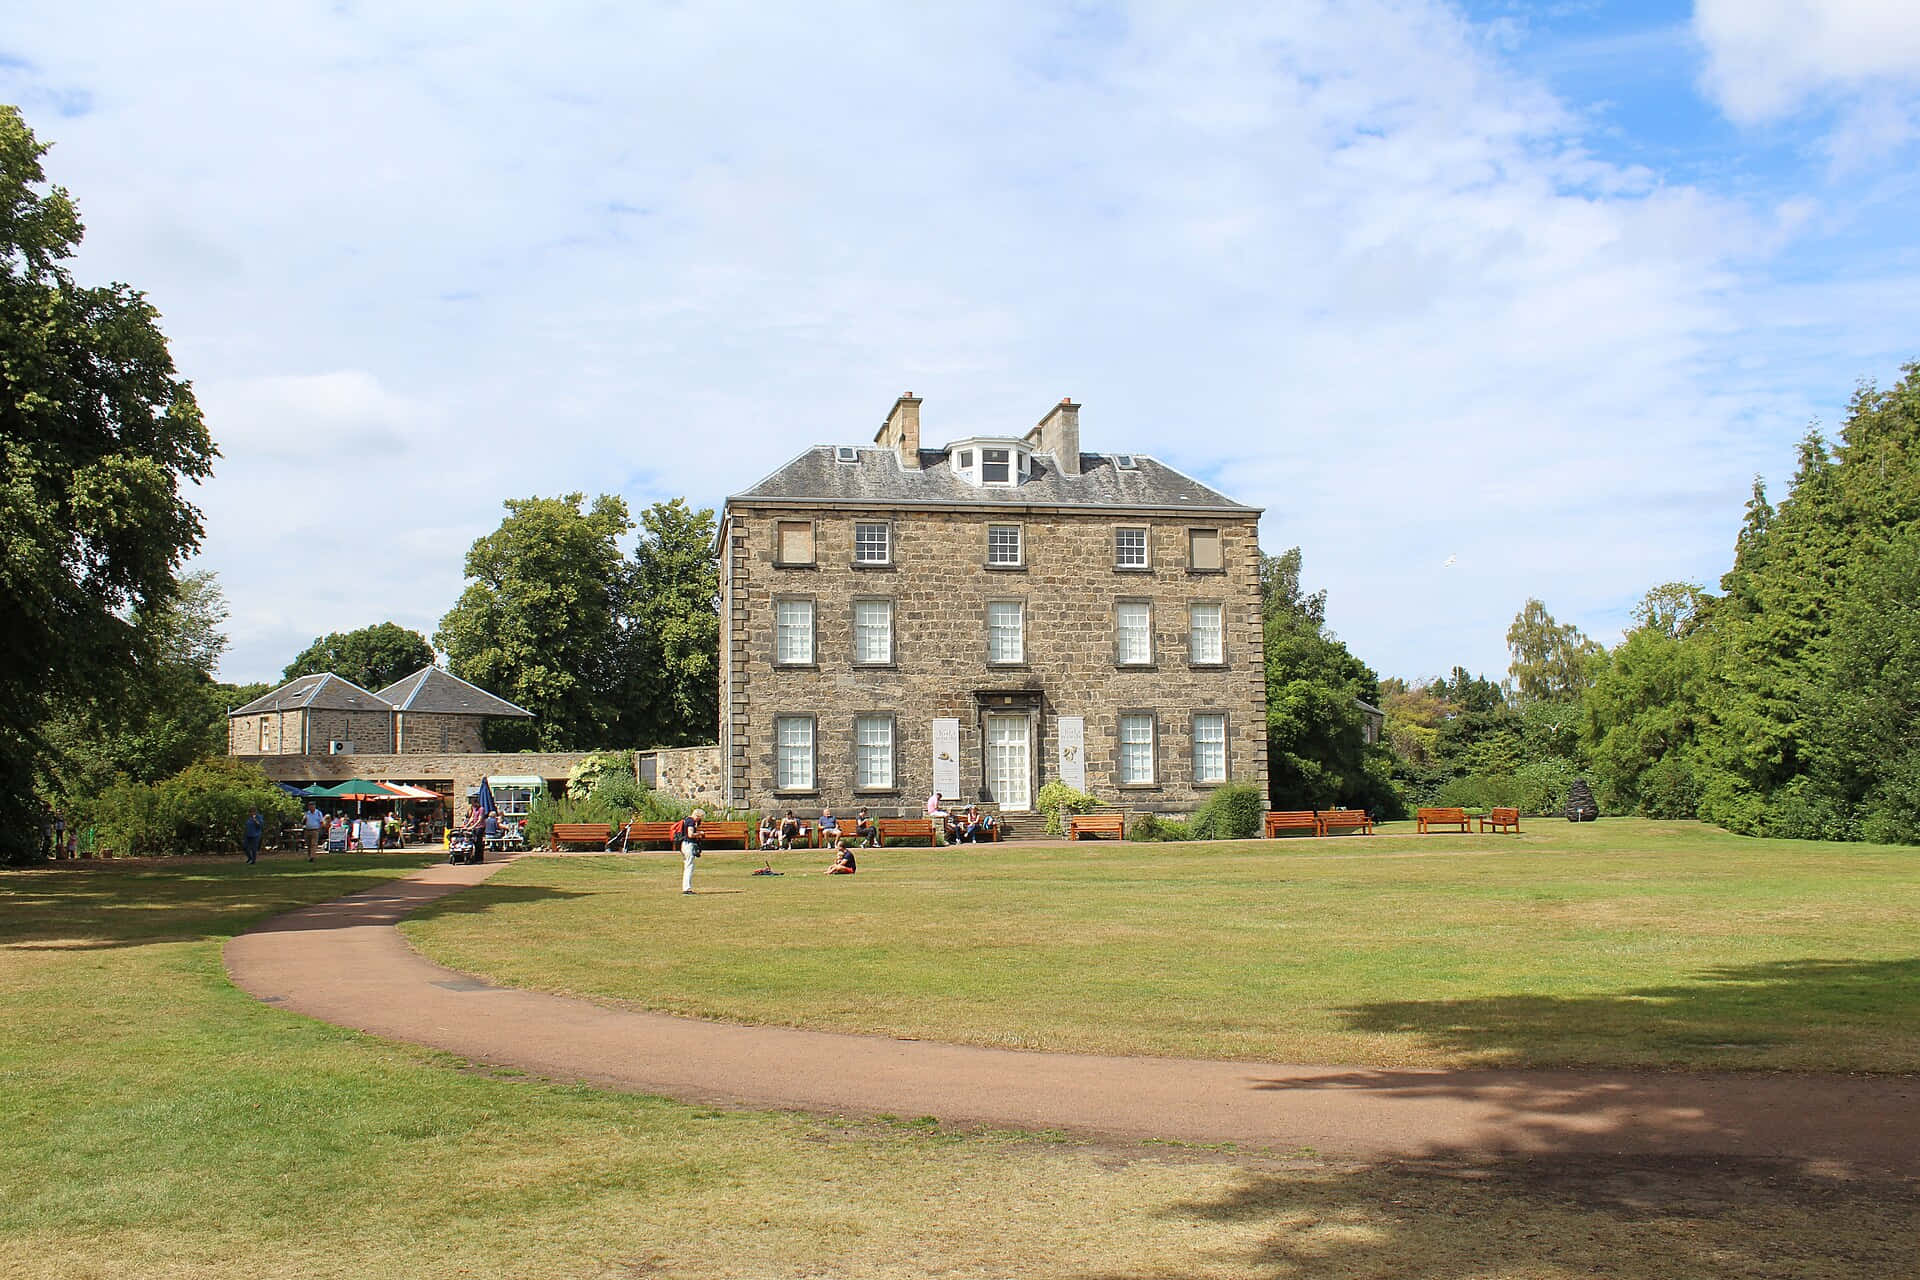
[566,751,636,797]
[1127,813,1190,842]
[1035,781,1099,836]
[1186,780,1265,840]
[1512,758,1578,817]
[1436,772,1516,812]
[523,778,690,847]
[70,758,298,856]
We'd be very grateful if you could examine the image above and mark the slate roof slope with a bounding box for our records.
[376,666,534,718]
[228,673,386,717]
[730,446,1257,513]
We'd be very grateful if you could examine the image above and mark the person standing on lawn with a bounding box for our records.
[243,809,264,864]
[302,802,324,862]
[679,808,704,894]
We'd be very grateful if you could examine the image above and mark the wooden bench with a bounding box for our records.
[1067,812,1127,841]
[1264,810,1321,837]
[549,822,612,850]
[626,821,678,849]
[1321,809,1374,836]
[1479,807,1521,834]
[1415,807,1471,834]
[697,821,751,849]
[875,817,935,847]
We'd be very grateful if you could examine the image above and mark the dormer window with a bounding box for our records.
[949,438,1031,488]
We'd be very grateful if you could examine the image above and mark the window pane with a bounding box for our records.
[958,449,973,469]
[853,599,892,664]
[1116,601,1151,664]
[987,525,1022,565]
[1115,527,1148,567]
[1194,714,1226,783]
[775,599,813,664]
[777,521,814,565]
[1190,528,1222,571]
[854,522,890,563]
[1189,603,1223,664]
[855,716,893,790]
[776,717,814,790]
[1120,714,1154,784]
[987,601,1024,664]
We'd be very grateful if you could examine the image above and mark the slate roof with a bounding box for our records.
[228,673,387,717]
[729,446,1257,513]
[375,666,534,718]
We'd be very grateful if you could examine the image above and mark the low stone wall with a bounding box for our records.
[642,745,723,807]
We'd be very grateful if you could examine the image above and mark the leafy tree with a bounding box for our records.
[0,107,215,859]
[1505,599,1604,704]
[1580,584,1715,818]
[283,622,435,692]
[435,494,631,751]
[618,499,719,747]
[1261,547,1399,814]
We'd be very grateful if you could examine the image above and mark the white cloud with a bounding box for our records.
[2,0,1911,685]
[1694,0,1920,165]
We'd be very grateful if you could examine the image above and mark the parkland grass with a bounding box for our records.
[406,819,1920,1072]
[5,841,1916,1277]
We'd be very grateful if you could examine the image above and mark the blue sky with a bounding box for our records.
[4,1,1917,686]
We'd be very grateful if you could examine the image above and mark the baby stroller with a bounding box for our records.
[447,829,484,865]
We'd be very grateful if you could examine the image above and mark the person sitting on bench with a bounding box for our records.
[853,806,876,847]
[818,807,840,844]
[779,809,803,850]
[758,814,779,851]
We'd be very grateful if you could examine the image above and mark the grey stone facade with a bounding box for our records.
[721,396,1266,815]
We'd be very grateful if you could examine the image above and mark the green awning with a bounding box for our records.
[485,775,545,789]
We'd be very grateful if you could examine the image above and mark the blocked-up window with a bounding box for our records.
[1116,601,1152,665]
[1189,528,1222,571]
[776,520,815,566]
[775,716,814,791]
[854,522,890,564]
[987,601,1024,664]
[775,598,814,665]
[1115,527,1149,568]
[258,720,269,752]
[855,715,894,790]
[853,599,893,664]
[987,524,1022,566]
[1189,603,1224,664]
[1193,714,1227,783]
[1119,714,1155,785]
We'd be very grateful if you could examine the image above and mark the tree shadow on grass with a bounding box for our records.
[1334,957,1920,1070]
[1083,1152,1916,1280]
[0,861,588,951]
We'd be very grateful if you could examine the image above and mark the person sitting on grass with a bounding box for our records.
[853,806,876,847]
[825,837,857,875]
[758,814,779,851]
[779,809,803,850]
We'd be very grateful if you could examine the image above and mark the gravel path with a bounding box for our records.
[224,855,1920,1177]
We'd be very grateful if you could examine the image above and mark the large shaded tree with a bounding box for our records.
[0,107,215,859]
[617,499,718,747]
[283,622,434,692]
[435,494,631,751]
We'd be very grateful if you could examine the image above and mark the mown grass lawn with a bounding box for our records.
[3,847,1916,1278]
[406,819,1920,1072]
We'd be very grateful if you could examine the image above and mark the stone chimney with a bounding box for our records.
[1029,397,1081,477]
[874,392,922,469]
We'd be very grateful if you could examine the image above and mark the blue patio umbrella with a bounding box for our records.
[475,776,497,819]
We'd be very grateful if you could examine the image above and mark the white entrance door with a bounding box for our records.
[985,714,1031,811]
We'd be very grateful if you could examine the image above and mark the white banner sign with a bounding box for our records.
[1057,716,1086,791]
[931,718,961,799]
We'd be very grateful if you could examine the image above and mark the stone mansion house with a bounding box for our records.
[720,394,1267,815]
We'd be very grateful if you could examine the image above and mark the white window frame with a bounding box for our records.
[986,600,1025,665]
[774,597,815,665]
[854,715,895,791]
[775,716,815,792]
[1115,526,1149,569]
[987,524,1023,567]
[1118,713,1156,785]
[1115,600,1153,666]
[980,447,1012,485]
[853,522,891,565]
[1189,602,1224,665]
[852,598,894,666]
[1193,713,1227,784]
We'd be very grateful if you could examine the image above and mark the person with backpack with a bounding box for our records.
[677,808,705,894]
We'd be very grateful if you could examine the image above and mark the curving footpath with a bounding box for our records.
[225,856,1920,1178]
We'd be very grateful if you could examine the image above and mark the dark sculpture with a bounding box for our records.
[1565,779,1599,822]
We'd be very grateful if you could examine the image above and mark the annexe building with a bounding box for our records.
[226,666,534,757]
[720,394,1266,815]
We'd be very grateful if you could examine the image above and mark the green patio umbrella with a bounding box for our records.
[306,779,401,800]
